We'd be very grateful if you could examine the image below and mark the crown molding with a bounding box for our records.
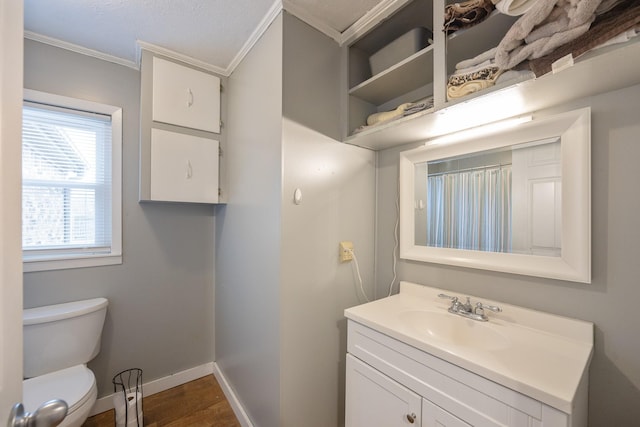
[136,40,228,75]
[225,0,284,76]
[26,1,403,78]
[24,31,139,70]
[340,0,411,46]
[281,0,343,43]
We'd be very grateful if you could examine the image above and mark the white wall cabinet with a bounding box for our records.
[346,320,576,427]
[152,56,221,133]
[139,50,225,203]
[149,129,219,203]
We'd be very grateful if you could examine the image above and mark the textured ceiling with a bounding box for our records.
[24,0,385,71]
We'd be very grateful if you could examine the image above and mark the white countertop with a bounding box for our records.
[344,281,593,414]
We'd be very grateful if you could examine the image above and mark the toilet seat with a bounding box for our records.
[23,364,95,414]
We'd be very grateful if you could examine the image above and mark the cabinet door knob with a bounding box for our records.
[187,88,194,107]
[406,412,416,423]
[186,160,193,179]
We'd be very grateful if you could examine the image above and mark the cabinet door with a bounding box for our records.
[422,400,471,427]
[152,57,220,133]
[346,355,421,427]
[150,128,219,203]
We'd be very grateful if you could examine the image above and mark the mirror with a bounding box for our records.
[400,108,591,283]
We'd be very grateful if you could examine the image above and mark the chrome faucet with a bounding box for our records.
[438,293,502,321]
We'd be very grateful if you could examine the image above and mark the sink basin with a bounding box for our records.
[345,281,594,414]
[398,310,510,351]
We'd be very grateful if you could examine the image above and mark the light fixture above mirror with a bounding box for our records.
[399,108,591,283]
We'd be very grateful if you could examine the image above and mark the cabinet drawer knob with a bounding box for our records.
[406,413,416,424]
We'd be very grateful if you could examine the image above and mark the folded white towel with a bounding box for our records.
[455,47,498,70]
[496,0,604,69]
[495,0,537,16]
[495,69,536,85]
[525,0,601,44]
[454,59,494,75]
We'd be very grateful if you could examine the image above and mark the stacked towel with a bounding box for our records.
[448,47,508,100]
[444,0,495,35]
[495,0,604,70]
[366,103,412,126]
[495,0,538,16]
[352,97,435,134]
[403,98,434,116]
[455,47,498,71]
[447,65,504,99]
[593,28,638,49]
[527,0,640,76]
[596,0,627,14]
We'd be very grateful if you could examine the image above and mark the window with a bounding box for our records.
[22,90,122,272]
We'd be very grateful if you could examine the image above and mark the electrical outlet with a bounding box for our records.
[339,241,354,262]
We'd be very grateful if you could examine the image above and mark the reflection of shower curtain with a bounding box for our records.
[427,166,512,252]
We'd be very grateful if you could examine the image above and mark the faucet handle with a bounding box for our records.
[474,302,502,316]
[438,293,457,301]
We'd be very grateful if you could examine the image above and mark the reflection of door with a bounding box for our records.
[1,0,24,422]
[511,139,562,256]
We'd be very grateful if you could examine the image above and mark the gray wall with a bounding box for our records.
[375,83,640,427]
[215,14,284,427]
[23,39,215,397]
[281,13,376,426]
[216,12,376,427]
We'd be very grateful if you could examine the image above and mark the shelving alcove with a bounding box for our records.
[343,0,640,151]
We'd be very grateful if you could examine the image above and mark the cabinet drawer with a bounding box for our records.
[348,321,551,427]
[150,128,219,203]
[152,57,220,133]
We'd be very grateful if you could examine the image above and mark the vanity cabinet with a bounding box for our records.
[346,354,422,426]
[139,50,224,203]
[346,320,577,427]
[347,353,470,426]
[423,400,470,427]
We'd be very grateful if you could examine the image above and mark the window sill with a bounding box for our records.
[23,253,122,273]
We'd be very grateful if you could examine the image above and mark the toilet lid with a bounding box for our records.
[23,365,95,414]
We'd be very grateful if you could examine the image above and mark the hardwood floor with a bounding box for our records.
[83,375,241,427]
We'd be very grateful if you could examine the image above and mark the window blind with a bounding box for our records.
[22,102,113,259]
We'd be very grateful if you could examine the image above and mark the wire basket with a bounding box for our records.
[112,368,143,427]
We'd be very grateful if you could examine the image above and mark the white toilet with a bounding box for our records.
[23,298,108,427]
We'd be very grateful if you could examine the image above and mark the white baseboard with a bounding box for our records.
[90,362,214,416]
[212,362,254,427]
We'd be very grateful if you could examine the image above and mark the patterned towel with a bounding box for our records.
[447,66,504,99]
[444,0,495,35]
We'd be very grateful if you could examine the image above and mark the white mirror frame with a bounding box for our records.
[399,107,591,283]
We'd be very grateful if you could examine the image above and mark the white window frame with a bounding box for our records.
[22,89,122,272]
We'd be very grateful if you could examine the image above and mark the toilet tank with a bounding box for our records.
[23,298,108,378]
